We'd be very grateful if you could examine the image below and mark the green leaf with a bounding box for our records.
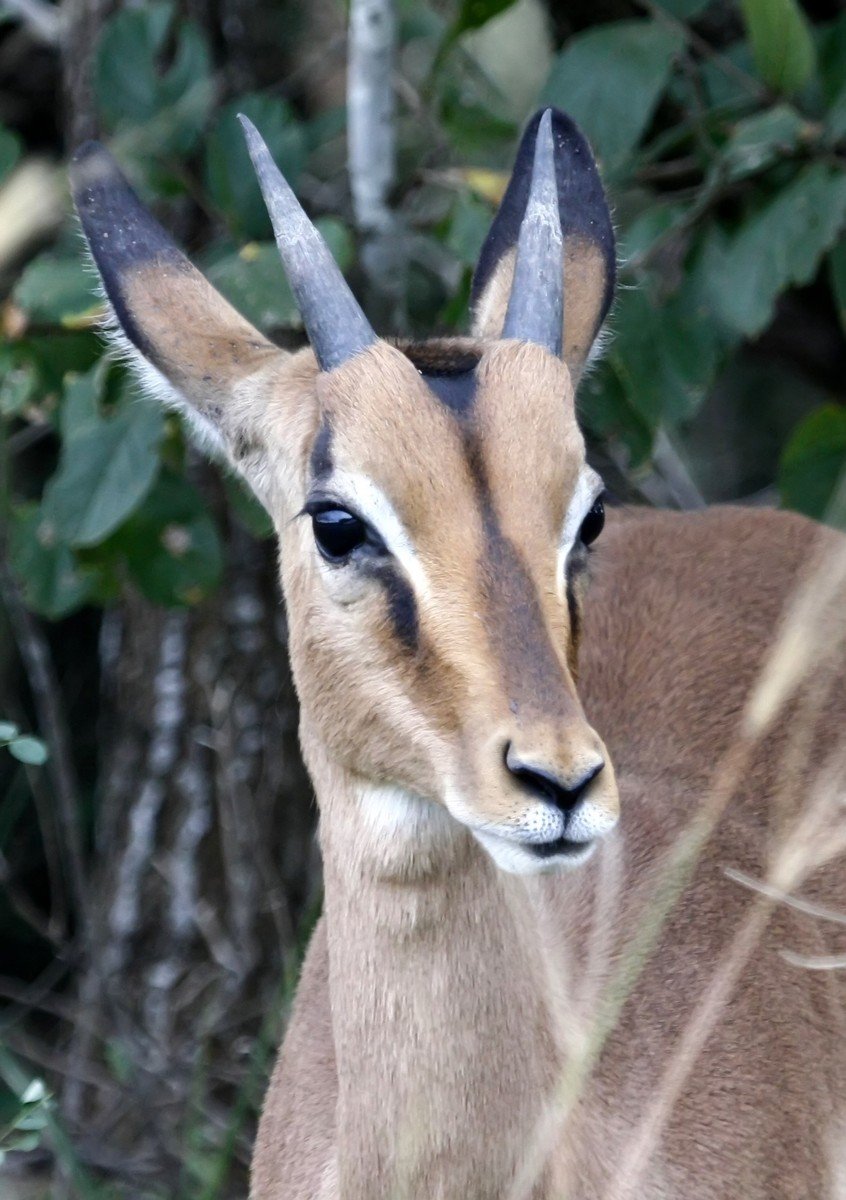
[445,192,492,266]
[541,21,684,169]
[117,472,223,607]
[820,15,846,140]
[0,363,38,417]
[580,366,654,467]
[707,164,846,337]
[8,736,49,766]
[223,475,274,539]
[13,254,100,325]
[95,2,213,154]
[18,332,102,392]
[740,0,816,95]
[651,0,711,16]
[41,367,164,548]
[452,0,519,37]
[606,286,720,427]
[206,220,353,332]
[698,39,758,109]
[780,405,846,520]
[0,722,19,742]
[0,124,21,183]
[719,104,808,182]
[618,204,688,264]
[9,506,95,620]
[440,96,516,161]
[205,96,307,240]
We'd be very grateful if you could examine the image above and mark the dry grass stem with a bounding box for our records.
[508,519,846,1200]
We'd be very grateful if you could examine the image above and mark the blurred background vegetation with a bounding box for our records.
[1,0,846,1195]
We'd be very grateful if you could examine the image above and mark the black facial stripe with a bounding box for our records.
[357,559,419,654]
[423,369,478,415]
[566,576,580,649]
[382,568,419,652]
[481,507,572,719]
[459,425,573,719]
[310,420,333,482]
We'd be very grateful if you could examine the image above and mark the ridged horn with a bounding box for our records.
[239,114,376,372]
[501,109,564,357]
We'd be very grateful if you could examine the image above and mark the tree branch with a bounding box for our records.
[0,561,89,933]
[347,0,406,331]
[0,0,62,45]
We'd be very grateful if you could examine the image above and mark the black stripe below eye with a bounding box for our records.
[382,569,419,652]
[566,576,581,648]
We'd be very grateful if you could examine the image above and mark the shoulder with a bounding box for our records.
[580,504,845,760]
[595,504,838,606]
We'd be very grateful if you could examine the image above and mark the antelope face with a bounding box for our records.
[72,108,619,876]
[286,337,618,874]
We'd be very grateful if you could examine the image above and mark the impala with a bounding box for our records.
[72,107,846,1199]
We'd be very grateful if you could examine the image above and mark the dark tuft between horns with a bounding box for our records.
[501,109,564,357]
[239,114,377,372]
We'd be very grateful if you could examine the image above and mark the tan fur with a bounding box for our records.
[126,260,282,407]
[254,506,846,1200]
[98,189,846,1200]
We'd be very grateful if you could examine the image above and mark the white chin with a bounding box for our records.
[473,829,597,876]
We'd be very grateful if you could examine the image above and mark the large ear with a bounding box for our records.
[471,108,615,384]
[70,141,292,469]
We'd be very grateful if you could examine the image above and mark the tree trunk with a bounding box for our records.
[61,491,317,1191]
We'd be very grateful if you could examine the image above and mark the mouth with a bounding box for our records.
[527,833,595,861]
[445,788,613,875]
[471,825,597,875]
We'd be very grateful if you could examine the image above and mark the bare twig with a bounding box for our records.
[0,561,89,935]
[634,0,771,106]
[0,849,61,945]
[0,0,62,44]
[645,429,706,510]
[348,0,396,237]
[347,0,406,331]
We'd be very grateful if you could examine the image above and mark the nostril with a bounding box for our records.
[504,746,604,814]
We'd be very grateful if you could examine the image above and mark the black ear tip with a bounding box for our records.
[69,140,125,204]
[70,139,105,165]
[471,104,615,321]
[522,107,594,158]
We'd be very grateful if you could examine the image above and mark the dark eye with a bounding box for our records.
[312,508,367,562]
[579,497,605,547]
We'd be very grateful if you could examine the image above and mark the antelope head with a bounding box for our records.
[71,108,619,876]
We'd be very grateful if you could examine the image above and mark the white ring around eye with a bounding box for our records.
[320,469,432,603]
[556,466,604,600]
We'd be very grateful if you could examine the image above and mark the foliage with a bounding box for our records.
[2,0,845,641]
[0,722,48,767]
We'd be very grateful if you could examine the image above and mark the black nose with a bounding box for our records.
[505,747,603,813]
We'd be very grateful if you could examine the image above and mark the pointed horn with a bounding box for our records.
[502,109,563,357]
[239,115,376,371]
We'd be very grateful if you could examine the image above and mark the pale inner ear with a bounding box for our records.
[106,263,290,497]
[471,236,608,386]
[471,247,516,350]
[120,260,283,408]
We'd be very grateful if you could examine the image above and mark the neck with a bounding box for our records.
[310,750,566,1199]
